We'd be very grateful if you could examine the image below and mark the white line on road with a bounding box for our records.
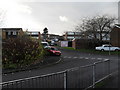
[104,59,109,61]
[68,57,72,58]
[63,56,109,61]
[73,57,77,59]
[63,56,67,58]
[79,57,83,59]
[97,58,103,60]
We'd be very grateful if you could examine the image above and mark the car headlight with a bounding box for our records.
[53,51,55,53]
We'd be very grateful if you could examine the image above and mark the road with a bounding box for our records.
[2,48,119,88]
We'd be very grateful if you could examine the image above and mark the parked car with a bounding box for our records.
[50,40,55,46]
[41,42,50,48]
[45,46,61,56]
[95,44,120,51]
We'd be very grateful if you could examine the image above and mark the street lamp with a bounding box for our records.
[109,30,111,55]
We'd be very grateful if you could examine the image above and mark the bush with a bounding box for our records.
[2,35,45,69]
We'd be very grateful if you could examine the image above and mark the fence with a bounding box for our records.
[1,59,112,89]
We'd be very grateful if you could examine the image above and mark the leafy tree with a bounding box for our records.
[2,35,45,69]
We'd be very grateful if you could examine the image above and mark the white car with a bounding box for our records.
[95,44,120,51]
[41,42,50,48]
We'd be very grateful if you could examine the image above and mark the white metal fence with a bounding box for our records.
[1,59,112,89]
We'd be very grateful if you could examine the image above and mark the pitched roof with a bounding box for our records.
[0,28,22,31]
[115,24,120,28]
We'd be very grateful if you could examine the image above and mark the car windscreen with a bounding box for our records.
[51,47,58,51]
[42,43,48,46]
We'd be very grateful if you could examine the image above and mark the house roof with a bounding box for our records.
[0,28,22,31]
[115,24,120,28]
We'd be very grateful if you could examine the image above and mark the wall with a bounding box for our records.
[110,26,120,47]
[72,39,101,49]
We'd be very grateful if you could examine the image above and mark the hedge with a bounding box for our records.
[2,35,46,69]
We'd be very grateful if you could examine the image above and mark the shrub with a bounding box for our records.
[2,35,45,69]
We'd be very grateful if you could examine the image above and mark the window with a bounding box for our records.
[104,46,109,47]
[51,47,58,51]
[67,36,74,39]
[32,32,38,35]
[13,31,17,35]
[11,32,13,35]
[67,32,74,35]
[75,36,81,39]
[8,31,11,35]
[75,32,81,35]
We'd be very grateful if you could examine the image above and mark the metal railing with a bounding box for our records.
[1,70,67,88]
[1,59,112,89]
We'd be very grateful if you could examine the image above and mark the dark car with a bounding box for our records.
[45,46,61,56]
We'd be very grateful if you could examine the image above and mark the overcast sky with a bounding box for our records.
[0,0,119,35]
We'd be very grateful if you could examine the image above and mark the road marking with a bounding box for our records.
[79,57,83,59]
[68,57,72,58]
[73,57,77,59]
[63,56,109,61]
[104,59,109,61]
[97,58,102,60]
[91,58,95,60]
[85,58,89,59]
[63,56,67,58]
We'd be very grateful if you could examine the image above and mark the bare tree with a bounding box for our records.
[75,15,116,42]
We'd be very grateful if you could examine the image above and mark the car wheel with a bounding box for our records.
[101,49,104,51]
[115,49,118,51]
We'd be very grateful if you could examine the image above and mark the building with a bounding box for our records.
[26,31,41,40]
[110,24,120,47]
[48,34,60,41]
[41,33,63,41]
[1,28,24,40]
[64,31,82,41]
[58,36,64,41]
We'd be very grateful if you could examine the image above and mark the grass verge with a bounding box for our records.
[62,47,120,55]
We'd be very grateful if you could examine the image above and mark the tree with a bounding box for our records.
[75,15,116,42]
[2,35,45,69]
[43,27,48,41]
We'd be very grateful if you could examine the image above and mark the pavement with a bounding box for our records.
[95,71,118,88]
[2,55,62,74]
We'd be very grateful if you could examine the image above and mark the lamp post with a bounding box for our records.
[109,30,111,55]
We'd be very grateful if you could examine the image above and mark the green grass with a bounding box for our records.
[62,47,120,55]
[94,77,113,88]
[62,47,75,50]
[95,81,106,88]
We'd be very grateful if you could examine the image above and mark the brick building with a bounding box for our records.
[26,31,41,40]
[1,28,24,40]
[64,31,82,41]
[110,24,120,47]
